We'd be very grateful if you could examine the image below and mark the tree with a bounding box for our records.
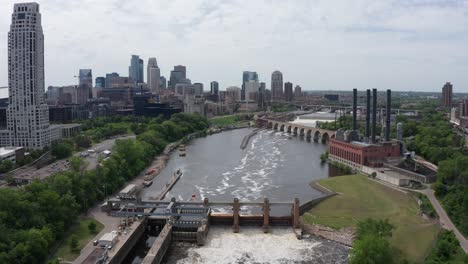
[74,135,91,149]
[355,218,394,240]
[51,141,73,159]
[0,159,14,173]
[88,222,96,234]
[69,235,78,252]
[350,234,395,264]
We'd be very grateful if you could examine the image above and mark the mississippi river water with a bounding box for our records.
[133,128,349,264]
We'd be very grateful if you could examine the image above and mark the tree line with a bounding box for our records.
[0,113,209,263]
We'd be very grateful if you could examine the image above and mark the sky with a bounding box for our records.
[0,0,468,92]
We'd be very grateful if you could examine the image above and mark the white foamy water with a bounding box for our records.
[165,227,349,264]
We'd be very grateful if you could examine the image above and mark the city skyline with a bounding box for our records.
[1,1,468,92]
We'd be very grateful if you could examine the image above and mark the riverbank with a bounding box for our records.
[303,174,440,263]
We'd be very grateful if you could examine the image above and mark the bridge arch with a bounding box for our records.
[321,132,330,144]
[280,124,285,132]
[306,129,312,141]
[313,130,321,142]
[287,125,292,133]
[273,123,279,131]
[267,122,273,129]
[293,127,298,135]
[299,128,305,137]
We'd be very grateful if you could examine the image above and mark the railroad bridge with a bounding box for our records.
[264,119,335,144]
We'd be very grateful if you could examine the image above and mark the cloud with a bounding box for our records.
[0,0,467,92]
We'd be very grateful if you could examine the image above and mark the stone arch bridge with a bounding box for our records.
[265,120,335,144]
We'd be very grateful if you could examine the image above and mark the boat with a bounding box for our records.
[176,169,183,176]
[179,151,186,157]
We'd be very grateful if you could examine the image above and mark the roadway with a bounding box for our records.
[11,135,135,184]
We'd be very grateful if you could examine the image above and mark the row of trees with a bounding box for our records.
[425,231,468,263]
[0,113,209,263]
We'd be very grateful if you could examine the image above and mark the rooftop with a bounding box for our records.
[0,146,23,157]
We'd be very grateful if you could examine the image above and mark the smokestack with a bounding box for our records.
[352,88,357,131]
[366,89,371,138]
[371,88,377,143]
[386,89,391,141]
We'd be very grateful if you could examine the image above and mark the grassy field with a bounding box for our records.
[52,217,104,262]
[210,115,240,126]
[303,174,439,263]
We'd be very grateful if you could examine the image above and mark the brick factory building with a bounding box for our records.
[328,138,401,169]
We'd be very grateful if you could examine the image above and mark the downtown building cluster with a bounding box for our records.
[0,2,312,152]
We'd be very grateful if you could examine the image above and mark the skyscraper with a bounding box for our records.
[147,58,161,94]
[78,69,92,102]
[5,2,50,149]
[461,99,468,117]
[174,65,186,79]
[160,76,167,89]
[193,83,204,95]
[169,65,187,88]
[105,72,119,88]
[242,71,258,100]
[210,81,219,95]
[284,82,293,102]
[294,85,302,98]
[245,80,260,101]
[95,77,105,88]
[441,82,453,108]
[271,71,283,101]
[129,55,144,83]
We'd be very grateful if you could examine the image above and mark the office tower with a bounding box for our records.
[242,71,258,100]
[160,76,167,89]
[147,58,160,94]
[105,72,119,88]
[174,65,186,79]
[258,82,267,109]
[245,80,260,101]
[284,82,293,102]
[294,85,302,98]
[210,81,219,95]
[129,55,144,83]
[441,82,453,108]
[226,86,242,102]
[193,83,204,95]
[78,69,92,102]
[271,71,283,100]
[95,77,105,88]
[5,2,50,149]
[169,65,187,88]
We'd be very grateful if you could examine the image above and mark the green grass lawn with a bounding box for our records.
[303,174,439,263]
[209,115,240,126]
[52,217,104,262]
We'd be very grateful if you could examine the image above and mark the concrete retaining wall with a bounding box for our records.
[142,224,172,264]
[109,219,147,264]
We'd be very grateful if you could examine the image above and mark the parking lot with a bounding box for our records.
[12,135,135,184]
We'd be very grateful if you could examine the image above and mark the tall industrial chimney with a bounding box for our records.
[365,89,371,139]
[352,88,357,131]
[371,88,377,143]
[385,89,391,141]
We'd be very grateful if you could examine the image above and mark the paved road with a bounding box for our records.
[419,189,468,253]
[12,135,135,183]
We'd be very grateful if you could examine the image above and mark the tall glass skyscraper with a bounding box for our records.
[129,55,144,84]
[242,71,258,100]
[4,2,50,149]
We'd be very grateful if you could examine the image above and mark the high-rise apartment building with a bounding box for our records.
[271,71,283,101]
[147,58,160,94]
[461,99,468,117]
[284,82,293,102]
[4,2,50,149]
[129,55,144,83]
[441,82,453,108]
[193,83,204,95]
[242,71,258,100]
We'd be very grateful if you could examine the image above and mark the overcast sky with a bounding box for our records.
[1,0,467,92]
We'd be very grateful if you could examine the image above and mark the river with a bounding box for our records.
[131,128,349,264]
